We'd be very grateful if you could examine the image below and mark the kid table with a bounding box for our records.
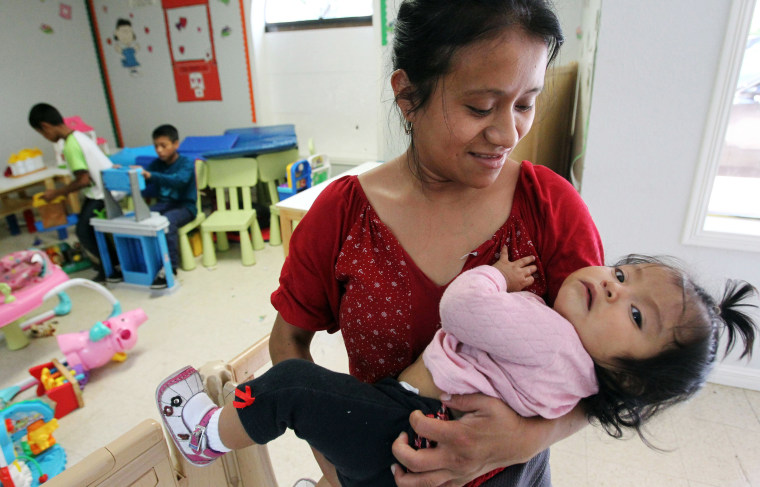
[274,162,381,257]
[91,212,175,290]
[0,167,81,232]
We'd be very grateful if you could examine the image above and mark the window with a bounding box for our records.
[265,0,372,32]
[684,0,760,252]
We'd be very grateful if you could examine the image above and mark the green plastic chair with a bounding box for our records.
[256,148,300,245]
[200,157,265,267]
[177,159,208,271]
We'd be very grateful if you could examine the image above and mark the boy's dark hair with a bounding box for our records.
[28,103,64,130]
[152,124,179,142]
[584,254,758,447]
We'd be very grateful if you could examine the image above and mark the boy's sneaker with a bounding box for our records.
[156,366,224,466]
[150,268,170,289]
[92,269,106,283]
[106,266,123,283]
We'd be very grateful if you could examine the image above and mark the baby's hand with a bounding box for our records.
[493,247,537,292]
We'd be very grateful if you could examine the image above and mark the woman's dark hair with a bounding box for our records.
[152,124,179,142]
[584,254,758,447]
[391,0,564,182]
[28,103,64,130]
[392,0,564,118]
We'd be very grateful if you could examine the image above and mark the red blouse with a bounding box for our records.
[272,161,604,384]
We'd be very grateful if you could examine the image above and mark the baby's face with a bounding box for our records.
[554,264,683,366]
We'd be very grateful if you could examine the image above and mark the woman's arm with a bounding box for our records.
[269,314,342,486]
[269,313,315,364]
[391,395,587,487]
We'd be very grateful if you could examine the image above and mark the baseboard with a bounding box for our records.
[708,363,760,391]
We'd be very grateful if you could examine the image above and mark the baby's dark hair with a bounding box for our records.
[28,103,64,130]
[152,124,179,142]
[584,254,758,446]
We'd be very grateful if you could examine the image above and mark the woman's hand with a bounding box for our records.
[391,393,585,487]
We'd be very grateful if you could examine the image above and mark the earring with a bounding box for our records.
[404,120,413,135]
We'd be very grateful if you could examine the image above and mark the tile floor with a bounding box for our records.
[1,224,759,487]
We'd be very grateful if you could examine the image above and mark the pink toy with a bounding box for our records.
[56,308,147,371]
[1,250,121,351]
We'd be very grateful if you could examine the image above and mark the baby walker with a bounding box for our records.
[0,249,121,351]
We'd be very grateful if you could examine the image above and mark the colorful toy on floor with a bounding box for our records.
[56,308,147,372]
[277,159,312,201]
[0,399,67,486]
[40,242,91,275]
[0,250,121,351]
[27,322,56,339]
[27,360,84,420]
[0,379,37,411]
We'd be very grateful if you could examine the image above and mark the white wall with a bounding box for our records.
[0,1,114,165]
[581,0,760,388]
[249,0,379,164]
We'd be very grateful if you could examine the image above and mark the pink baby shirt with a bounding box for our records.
[422,265,598,419]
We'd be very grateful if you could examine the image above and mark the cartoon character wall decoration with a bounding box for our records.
[114,18,141,76]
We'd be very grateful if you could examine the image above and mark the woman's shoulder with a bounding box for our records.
[519,161,575,189]
[305,175,370,224]
[313,175,367,207]
[517,161,583,204]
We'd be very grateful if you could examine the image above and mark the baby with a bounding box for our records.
[157,252,757,487]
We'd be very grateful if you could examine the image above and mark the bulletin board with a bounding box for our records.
[162,0,221,102]
[85,0,256,147]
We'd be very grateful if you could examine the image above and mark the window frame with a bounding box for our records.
[265,15,372,32]
[682,0,760,253]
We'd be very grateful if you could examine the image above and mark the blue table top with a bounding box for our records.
[200,135,298,159]
[114,125,298,164]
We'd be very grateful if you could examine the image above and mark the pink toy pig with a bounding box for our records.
[56,308,147,371]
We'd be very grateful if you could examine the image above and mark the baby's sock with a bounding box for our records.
[182,393,230,453]
[206,409,230,453]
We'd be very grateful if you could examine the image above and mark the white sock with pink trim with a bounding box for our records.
[206,409,230,453]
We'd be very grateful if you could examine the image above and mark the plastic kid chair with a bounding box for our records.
[200,157,265,267]
[177,159,208,271]
[256,148,300,245]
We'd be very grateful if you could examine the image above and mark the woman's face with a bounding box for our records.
[408,29,548,187]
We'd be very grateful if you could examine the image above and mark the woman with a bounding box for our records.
[269,1,604,485]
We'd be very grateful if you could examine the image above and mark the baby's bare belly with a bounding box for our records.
[397,355,445,400]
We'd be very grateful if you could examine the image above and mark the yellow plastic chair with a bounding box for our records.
[256,148,299,245]
[201,157,265,267]
[177,159,208,271]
